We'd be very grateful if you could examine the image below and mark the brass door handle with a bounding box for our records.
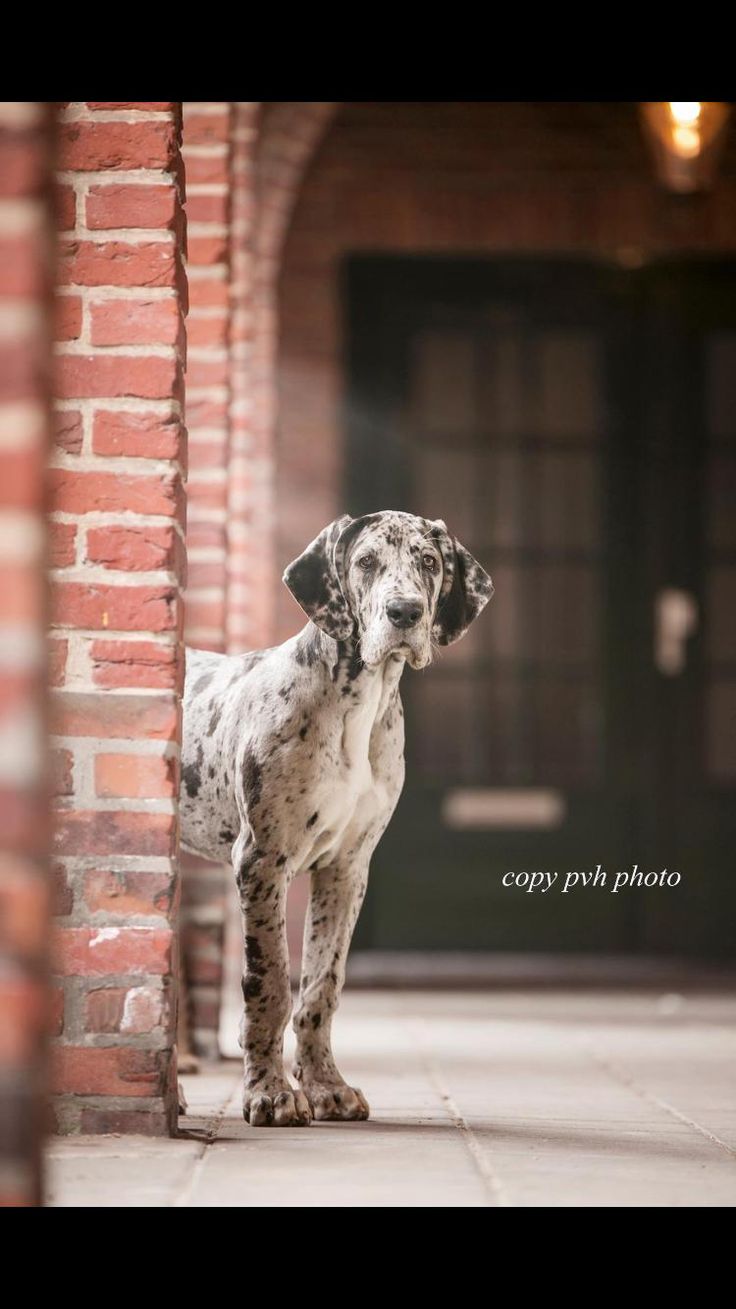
[654,587,698,675]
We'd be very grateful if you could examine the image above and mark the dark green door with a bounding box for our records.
[343,255,736,959]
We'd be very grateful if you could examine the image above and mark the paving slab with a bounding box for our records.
[46,988,736,1207]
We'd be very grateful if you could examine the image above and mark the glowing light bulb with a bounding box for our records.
[669,102,702,125]
[673,124,701,158]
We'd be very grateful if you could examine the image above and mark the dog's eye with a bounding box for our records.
[422,553,438,572]
[357,553,375,570]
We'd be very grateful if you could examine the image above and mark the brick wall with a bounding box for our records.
[49,102,187,1134]
[0,102,54,1205]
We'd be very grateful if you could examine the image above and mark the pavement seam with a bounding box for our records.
[170,1075,240,1207]
[408,1013,508,1206]
[588,1048,736,1160]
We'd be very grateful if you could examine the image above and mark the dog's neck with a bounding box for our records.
[296,622,405,720]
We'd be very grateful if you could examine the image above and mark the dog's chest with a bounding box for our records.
[297,676,395,871]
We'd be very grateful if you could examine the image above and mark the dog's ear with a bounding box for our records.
[283,515,356,640]
[427,519,494,646]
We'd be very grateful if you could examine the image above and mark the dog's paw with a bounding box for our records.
[243,1085,312,1127]
[301,1081,370,1122]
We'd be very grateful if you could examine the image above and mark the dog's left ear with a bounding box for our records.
[427,519,494,646]
[283,515,356,640]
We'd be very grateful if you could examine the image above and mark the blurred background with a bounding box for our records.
[272,101,736,977]
[2,101,736,1203]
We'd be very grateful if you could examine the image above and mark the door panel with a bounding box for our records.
[342,255,736,959]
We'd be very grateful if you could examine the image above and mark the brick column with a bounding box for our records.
[226,102,259,654]
[49,102,187,1135]
[178,103,234,1058]
[0,103,54,1207]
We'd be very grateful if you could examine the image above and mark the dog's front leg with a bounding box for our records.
[234,837,312,1127]
[292,856,371,1121]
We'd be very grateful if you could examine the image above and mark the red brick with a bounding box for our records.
[50,986,65,1036]
[187,234,227,265]
[186,480,227,510]
[0,979,47,1063]
[0,564,43,624]
[0,133,47,199]
[48,638,68,687]
[185,522,225,550]
[49,522,76,568]
[84,987,126,1032]
[55,184,77,230]
[51,749,73,797]
[0,235,45,297]
[186,560,224,588]
[0,865,49,955]
[187,277,228,308]
[79,1107,170,1135]
[51,1045,168,1097]
[187,314,228,348]
[58,122,178,172]
[92,410,184,461]
[183,154,229,186]
[53,925,173,975]
[185,356,228,388]
[85,984,164,1034]
[95,753,176,799]
[185,193,228,224]
[187,437,227,470]
[53,295,82,342]
[182,112,229,145]
[51,581,178,632]
[52,864,73,917]
[54,352,180,401]
[49,691,178,740]
[53,811,176,859]
[185,397,227,427]
[86,525,183,572]
[90,639,180,690]
[89,297,181,347]
[182,596,225,631]
[83,870,174,917]
[54,410,83,455]
[58,240,179,289]
[86,184,177,230]
[49,468,182,517]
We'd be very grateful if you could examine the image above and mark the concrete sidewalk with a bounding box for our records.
[46,989,736,1206]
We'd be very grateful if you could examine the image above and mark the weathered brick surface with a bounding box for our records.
[50,102,187,1138]
[0,102,54,1206]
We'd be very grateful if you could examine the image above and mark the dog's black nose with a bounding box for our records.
[386,598,423,629]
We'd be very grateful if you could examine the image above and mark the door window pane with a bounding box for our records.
[706,333,736,440]
[534,332,602,439]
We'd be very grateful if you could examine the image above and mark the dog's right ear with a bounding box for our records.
[283,515,356,640]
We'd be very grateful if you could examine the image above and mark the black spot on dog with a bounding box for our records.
[207,703,221,735]
[220,827,235,844]
[311,1013,321,1029]
[276,853,286,866]
[182,743,204,798]
[192,673,213,696]
[306,811,318,828]
[242,750,262,809]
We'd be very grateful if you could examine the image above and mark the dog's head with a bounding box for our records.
[283,510,493,670]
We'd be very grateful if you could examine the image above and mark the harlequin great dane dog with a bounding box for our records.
[180,510,493,1126]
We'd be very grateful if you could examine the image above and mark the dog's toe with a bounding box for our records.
[243,1087,312,1127]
